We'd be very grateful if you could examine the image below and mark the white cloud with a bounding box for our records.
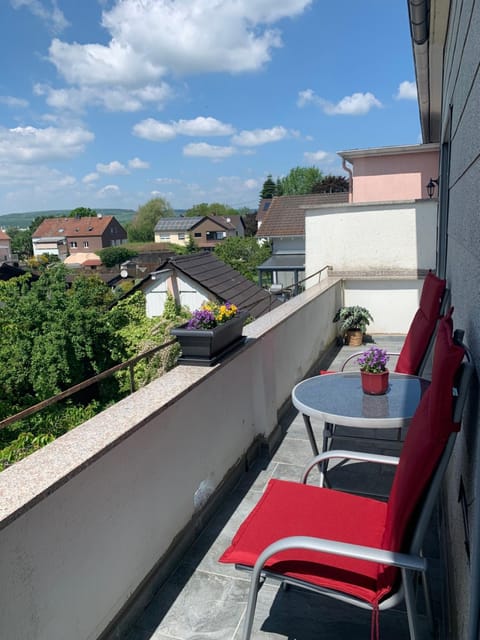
[183,143,236,160]
[96,161,129,175]
[176,117,235,136]
[155,177,181,185]
[11,0,69,34]
[42,1,312,112]
[396,81,417,100]
[132,116,234,141]
[297,89,382,115]
[297,89,316,107]
[82,172,99,184]
[231,126,288,146]
[303,150,330,163]
[129,157,150,169]
[133,119,176,141]
[34,82,172,113]
[212,175,260,201]
[0,125,93,163]
[0,95,29,108]
[97,184,121,197]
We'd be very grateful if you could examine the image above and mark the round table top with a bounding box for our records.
[292,372,430,429]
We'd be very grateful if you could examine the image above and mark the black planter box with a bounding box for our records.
[170,311,248,365]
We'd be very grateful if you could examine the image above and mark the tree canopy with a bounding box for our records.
[127,197,173,242]
[96,246,138,267]
[260,175,276,199]
[184,202,240,218]
[312,174,349,193]
[276,166,324,195]
[68,207,97,218]
[0,266,117,416]
[214,237,271,282]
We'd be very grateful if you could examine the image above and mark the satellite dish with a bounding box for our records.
[120,269,128,278]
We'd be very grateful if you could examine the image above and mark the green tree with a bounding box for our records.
[0,266,117,415]
[6,227,32,259]
[96,246,138,267]
[312,174,349,193]
[277,166,324,195]
[259,175,276,200]
[184,202,239,218]
[128,197,174,242]
[68,207,97,218]
[214,237,272,282]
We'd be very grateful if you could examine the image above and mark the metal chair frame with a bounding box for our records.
[235,337,473,640]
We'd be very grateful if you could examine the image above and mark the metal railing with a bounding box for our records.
[0,339,177,431]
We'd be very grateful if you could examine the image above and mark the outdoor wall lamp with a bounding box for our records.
[426,177,439,198]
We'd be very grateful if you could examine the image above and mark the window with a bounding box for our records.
[70,241,77,248]
[206,231,225,241]
[159,233,170,241]
[83,241,89,248]
[178,233,185,240]
[194,232,202,238]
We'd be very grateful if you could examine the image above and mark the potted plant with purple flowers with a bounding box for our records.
[170,301,248,365]
[357,346,390,395]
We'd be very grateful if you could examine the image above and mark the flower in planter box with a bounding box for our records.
[186,301,239,330]
[357,346,389,373]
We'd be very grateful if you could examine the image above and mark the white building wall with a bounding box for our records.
[145,271,216,317]
[304,199,438,334]
[305,200,437,275]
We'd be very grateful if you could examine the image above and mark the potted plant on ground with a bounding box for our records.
[333,306,373,346]
[357,346,390,395]
[170,301,248,365]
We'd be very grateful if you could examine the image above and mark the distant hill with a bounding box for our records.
[0,208,187,229]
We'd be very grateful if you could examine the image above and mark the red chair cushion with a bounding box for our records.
[395,272,446,374]
[383,310,464,555]
[220,479,390,605]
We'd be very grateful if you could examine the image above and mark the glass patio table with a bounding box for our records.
[292,371,430,456]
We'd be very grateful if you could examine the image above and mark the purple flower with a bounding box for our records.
[357,346,389,373]
[187,309,216,329]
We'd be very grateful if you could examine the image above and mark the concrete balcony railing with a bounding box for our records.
[0,276,348,640]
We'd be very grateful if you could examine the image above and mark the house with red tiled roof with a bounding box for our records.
[256,193,348,293]
[0,228,12,262]
[31,215,127,259]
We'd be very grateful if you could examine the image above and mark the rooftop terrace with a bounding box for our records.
[108,336,442,640]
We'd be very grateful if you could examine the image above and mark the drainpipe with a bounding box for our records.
[342,159,353,204]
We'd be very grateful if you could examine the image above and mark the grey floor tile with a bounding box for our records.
[135,568,250,640]
[271,435,313,466]
[231,581,414,640]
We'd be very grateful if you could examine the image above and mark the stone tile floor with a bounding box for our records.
[117,336,442,639]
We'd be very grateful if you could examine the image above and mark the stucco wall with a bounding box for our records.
[437,1,480,637]
[351,149,439,202]
[305,200,437,275]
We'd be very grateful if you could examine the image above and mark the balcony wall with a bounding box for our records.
[305,199,438,333]
[0,277,342,640]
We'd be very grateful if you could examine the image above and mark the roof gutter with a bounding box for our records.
[409,0,430,44]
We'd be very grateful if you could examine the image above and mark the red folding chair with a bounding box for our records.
[220,309,472,639]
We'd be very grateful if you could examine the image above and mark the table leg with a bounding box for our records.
[302,414,330,486]
[302,414,319,456]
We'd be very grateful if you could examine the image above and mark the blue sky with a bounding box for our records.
[0,0,420,216]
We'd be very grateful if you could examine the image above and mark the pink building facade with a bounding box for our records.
[339,143,440,203]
